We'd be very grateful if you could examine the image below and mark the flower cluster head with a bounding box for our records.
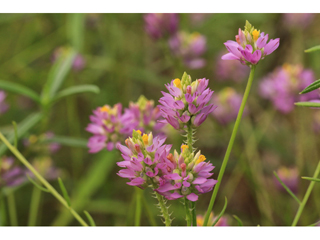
[158,72,216,130]
[222,21,280,66]
[197,212,228,226]
[215,52,249,82]
[169,31,207,69]
[116,131,217,202]
[211,87,248,125]
[274,166,299,194]
[23,132,61,154]
[0,156,27,188]
[259,64,319,114]
[0,90,9,114]
[144,13,179,40]
[155,144,217,202]
[283,13,314,29]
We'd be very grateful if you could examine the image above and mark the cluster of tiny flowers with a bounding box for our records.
[52,47,86,72]
[197,212,228,226]
[23,132,61,154]
[274,166,299,194]
[144,13,179,40]
[0,157,27,188]
[0,90,9,114]
[211,87,248,125]
[215,52,249,82]
[86,97,166,153]
[116,130,217,202]
[158,72,216,130]
[222,21,280,66]
[259,64,319,114]
[169,31,207,69]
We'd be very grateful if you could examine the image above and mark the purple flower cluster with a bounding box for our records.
[116,130,217,202]
[0,157,27,188]
[144,13,179,40]
[274,166,299,194]
[158,73,216,130]
[259,64,319,114]
[169,31,207,69]
[0,90,9,114]
[211,87,248,125]
[86,97,166,153]
[222,21,280,66]
[215,52,249,82]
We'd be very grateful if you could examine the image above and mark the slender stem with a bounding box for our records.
[7,192,18,226]
[203,65,256,226]
[28,186,42,226]
[186,123,193,151]
[184,197,191,226]
[154,191,171,226]
[191,201,197,226]
[292,161,320,226]
[134,187,142,226]
[0,132,88,226]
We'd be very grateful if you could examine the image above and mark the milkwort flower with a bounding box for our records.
[169,31,207,69]
[211,87,248,125]
[158,72,217,130]
[144,13,179,40]
[0,156,27,188]
[155,144,217,201]
[259,64,319,114]
[116,130,172,188]
[222,21,280,66]
[0,90,9,114]
[86,103,137,153]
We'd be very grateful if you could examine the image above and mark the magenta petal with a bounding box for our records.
[165,173,182,180]
[264,38,280,55]
[193,177,207,184]
[127,177,145,186]
[186,193,198,202]
[221,53,240,60]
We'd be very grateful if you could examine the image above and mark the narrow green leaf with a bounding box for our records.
[295,102,320,108]
[41,49,76,106]
[305,45,320,53]
[26,175,49,193]
[300,79,320,94]
[83,211,96,226]
[53,84,100,102]
[0,80,40,103]
[0,112,43,157]
[67,14,85,51]
[12,121,18,148]
[233,215,243,226]
[58,178,71,207]
[212,197,228,226]
[301,176,320,183]
[274,171,301,204]
[43,135,87,148]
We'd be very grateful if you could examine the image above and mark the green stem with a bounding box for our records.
[191,201,196,226]
[0,132,88,226]
[292,161,320,226]
[203,65,256,226]
[134,187,142,226]
[186,123,193,151]
[153,188,171,226]
[28,186,42,226]
[7,192,18,226]
[184,197,191,226]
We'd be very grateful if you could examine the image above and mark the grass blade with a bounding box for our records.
[26,174,50,193]
[83,211,96,226]
[300,79,320,94]
[305,45,320,53]
[301,177,320,182]
[42,135,87,148]
[67,13,85,51]
[233,215,243,226]
[273,171,301,204]
[294,102,320,108]
[58,178,71,207]
[53,84,100,102]
[0,80,40,103]
[212,197,228,226]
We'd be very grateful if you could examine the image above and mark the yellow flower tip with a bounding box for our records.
[196,155,206,164]
[252,29,260,41]
[29,135,38,144]
[99,105,110,113]
[181,144,189,152]
[282,63,292,73]
[173,78,181,88]
[196,215,204,226]
[136,130,142,135]
[142,134,149,145]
